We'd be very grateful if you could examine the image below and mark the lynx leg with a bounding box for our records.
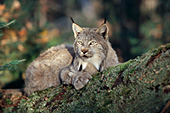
[60,66,92,90]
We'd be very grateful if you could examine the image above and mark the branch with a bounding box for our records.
[0,59,26,71]
[0,19,16,29]
[2,43,170,113]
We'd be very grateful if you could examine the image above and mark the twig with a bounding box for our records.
[0,20,16,29]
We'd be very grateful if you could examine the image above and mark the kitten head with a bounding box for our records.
[71,19,110,66]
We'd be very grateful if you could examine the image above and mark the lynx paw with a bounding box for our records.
[72,72,92,90]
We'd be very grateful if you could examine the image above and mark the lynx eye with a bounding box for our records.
[77,41,83,45]
[89,41,96,46]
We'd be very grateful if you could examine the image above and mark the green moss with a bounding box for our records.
[2,43,170,113]
[165,43,170,49]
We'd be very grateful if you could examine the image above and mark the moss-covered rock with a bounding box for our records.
[2,43,170,113]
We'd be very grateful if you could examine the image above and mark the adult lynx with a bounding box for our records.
[25,19,120,95]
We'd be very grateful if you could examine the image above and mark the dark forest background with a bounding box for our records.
[0,0,170,89]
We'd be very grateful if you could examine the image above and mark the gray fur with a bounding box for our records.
[24,23,119,95]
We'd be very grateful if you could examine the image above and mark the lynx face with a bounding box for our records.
[76,31,104,59]
[72,23,110,70]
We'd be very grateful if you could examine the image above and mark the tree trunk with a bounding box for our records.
[1,43,170,113]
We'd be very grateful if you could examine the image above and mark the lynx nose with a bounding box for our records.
[81,48,88,54]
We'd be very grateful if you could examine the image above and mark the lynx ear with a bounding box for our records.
[96,23,109,40]
[72,23,83,38]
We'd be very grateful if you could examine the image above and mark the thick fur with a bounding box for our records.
[25,23,119,95]
[24,44,74,95]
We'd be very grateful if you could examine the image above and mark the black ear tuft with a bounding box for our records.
[104,18,106,24]
[72,19,83,38]
[70,17,75,23]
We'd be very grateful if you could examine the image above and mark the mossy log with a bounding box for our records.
[2,43,170,113]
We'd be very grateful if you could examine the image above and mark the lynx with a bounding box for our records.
[24,19,120,95]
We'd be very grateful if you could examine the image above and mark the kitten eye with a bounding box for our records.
[77,41,83,45]
[89,41,96,46]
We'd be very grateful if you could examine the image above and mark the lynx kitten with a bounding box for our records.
[25,19,120,95]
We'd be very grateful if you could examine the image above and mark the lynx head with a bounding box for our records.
[71,18,110,70]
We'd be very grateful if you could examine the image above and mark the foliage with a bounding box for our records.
[0,18,25,87]
[0,19,15,44]
[0,59,25,71]
[0,19,16,29]
[0,0,64,88]
[1,43,170,113]
[99,0,170,60]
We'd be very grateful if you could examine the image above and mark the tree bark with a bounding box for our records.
[1,43,170,113]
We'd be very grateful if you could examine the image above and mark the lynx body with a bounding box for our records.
[25,20,119,95]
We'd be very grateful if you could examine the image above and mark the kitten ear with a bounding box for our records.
[96,23,109,40]
[70,18,83,38]
[72,23,83,38]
